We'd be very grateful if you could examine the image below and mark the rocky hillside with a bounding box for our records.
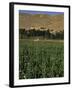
[19,13,64,32]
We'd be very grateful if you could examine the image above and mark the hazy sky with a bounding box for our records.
[19,10,64,15]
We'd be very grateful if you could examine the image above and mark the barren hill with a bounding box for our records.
[19,13,64,32]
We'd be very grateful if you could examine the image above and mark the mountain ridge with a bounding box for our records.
[19,13,64,32]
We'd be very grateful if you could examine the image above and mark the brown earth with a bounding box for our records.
[19,13,64,32]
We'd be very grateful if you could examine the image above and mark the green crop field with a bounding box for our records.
[19,39,64,79]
